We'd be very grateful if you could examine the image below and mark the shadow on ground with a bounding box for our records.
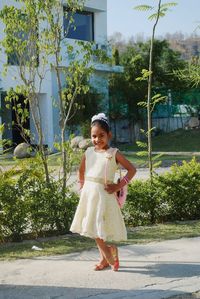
[169,291,200,299]
[118,262,200,278]
[0,284,190,299]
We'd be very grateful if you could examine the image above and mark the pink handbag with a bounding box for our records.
[105,149,127,208]
[115,168,128,208]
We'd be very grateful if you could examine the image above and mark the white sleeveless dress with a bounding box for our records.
[70,147,127,241]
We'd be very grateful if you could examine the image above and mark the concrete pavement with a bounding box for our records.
[0,237,200,299]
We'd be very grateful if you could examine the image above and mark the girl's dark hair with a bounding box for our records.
[91,120,110,134]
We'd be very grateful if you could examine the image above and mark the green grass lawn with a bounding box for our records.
[1,153,198,169]
[125,153,200,167]
[119,128,200,152]
[0,129,200,168]
[1,151,199,170]
[125,220,200,244]
[0,152,80,169]
[1,220,200,261]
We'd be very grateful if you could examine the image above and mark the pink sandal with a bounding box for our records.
[110,245,119,271]
[94,261,109,271]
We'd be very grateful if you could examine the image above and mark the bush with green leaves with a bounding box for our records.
[80,120,91,138]
[157,158,200,221]
[0,156,79,242]
[2,154,200,241]
[0,169,29,241]
[122,179,164,226]
[123,158,200,226]
[25,179,78,237]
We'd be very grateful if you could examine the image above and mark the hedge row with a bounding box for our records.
[0,160,78,242]
[123,158,200,226]
[1,158,200,242]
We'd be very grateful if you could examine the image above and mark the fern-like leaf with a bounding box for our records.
[152,93,162,100]
[148,126,157,133]
[136,151,148,157]
[151,95,167,104]
[136,141,147,148]
[153,161,162,168]
[152,153,163,161]
[134,5,153,11]
[148,11,165,21]
[138,101,147,107]
[160,2,177,9]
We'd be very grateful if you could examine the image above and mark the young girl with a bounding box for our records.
[70,113,136,271]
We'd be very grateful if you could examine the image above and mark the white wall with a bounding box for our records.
[85,0,106,12]
[30,93,54,148]
[152,117,190,132]
[0,1,55,148]
[0,0,110,148]
[85,0,107,43]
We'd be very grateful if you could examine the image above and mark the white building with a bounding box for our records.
[0,0,122,150]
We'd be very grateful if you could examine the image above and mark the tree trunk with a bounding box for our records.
[61,128,67,194]
[29,97,50,184]
[114,119,117,144]
[129,119,135,143]
[147,0,162,182]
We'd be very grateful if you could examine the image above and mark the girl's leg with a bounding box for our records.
[96,242,106,263]
[95,238,115,265]
[94,242,109,270]
[109,244,119,271]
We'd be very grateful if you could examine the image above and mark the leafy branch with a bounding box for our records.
[135,0,177,180]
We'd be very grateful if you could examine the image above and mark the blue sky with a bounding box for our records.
[107,0,200,39]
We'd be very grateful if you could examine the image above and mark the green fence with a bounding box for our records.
[153,88,200,118]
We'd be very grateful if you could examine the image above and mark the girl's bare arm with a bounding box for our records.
[116,151,136,181]
[78,154,86,189]
[105,151,136,194]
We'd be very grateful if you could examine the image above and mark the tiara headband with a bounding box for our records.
[91,113,109,125]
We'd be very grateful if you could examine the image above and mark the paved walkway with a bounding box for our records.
[0,237,200,299]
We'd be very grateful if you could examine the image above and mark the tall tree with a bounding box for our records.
[0,0,102,195]
[0,1,51,183]
[109,39,185,142]
[39,0,101,194]
[135,1,177,180]
[175,56,200,88]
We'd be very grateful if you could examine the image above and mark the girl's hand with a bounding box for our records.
[78,180,84,191]
[104,183,119,194]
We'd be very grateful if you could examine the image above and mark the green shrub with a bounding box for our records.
[80,120,91,138]
[157,158,200,221]
[123,179,165,226]
[25,179,78,236]
[0,158,79,241]
[47,182,78,233]
[2,154,199,241]
[0,176,28,241]
[124,158,200,226]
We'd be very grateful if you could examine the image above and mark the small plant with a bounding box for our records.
[123,179,163,226]
[0,174,28,241]
[25,179,78,237]
[80,121,91,138]
[158,158,200,221]
[123,158,200,226]
[174,56,200,88]
[0,156,79,242]
[135,0,177,180]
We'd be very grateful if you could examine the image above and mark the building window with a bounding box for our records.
[7,17,39,66]
[64,10,94,42]
[8,52,20,66]
[7,30,26,65]
[7,41,39,66]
